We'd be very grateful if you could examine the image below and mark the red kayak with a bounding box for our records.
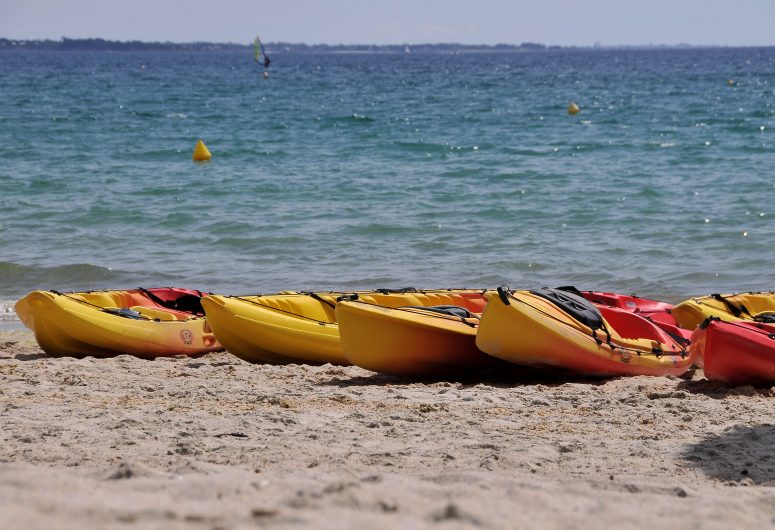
[558,287,693,342]
[690,317,775,385]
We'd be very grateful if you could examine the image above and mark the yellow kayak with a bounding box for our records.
[672,292,775,330]
[14,288,221,358]
[336,290,498,376]
[201,291,343,365]
[201,289,487,365]
[476,288,692,377]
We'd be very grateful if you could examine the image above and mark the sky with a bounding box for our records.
[1,0,774,47]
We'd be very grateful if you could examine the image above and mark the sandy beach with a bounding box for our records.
[2,328,775,529]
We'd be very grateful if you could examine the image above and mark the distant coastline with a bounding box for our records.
[0,37,748,53]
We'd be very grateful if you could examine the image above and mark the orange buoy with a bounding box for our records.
[567,101,580,115]
[193,139,212,162]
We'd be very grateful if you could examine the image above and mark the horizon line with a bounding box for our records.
[1,37,774,50]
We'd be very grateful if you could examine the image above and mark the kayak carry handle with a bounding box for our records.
[336,293,360,302]
[497,285,511,305]
[376,287,418,294]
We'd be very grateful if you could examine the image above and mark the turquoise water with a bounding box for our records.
[1,47,774,317]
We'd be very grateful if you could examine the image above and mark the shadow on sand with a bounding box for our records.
[682,424,775,485]
[10,352,49,361]
[319,364,604,388]
[676,378,775,399]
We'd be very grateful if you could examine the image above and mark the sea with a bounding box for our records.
[1,46,774,324]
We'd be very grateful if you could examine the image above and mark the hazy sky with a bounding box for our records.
[2,0,773,47]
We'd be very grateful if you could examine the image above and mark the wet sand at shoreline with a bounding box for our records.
[2,329,775,529]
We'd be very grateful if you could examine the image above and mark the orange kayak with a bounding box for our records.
[476,287,693,377]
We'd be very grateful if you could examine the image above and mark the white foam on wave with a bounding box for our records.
[0,299,19,321]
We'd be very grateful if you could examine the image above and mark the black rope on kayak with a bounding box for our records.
[698,316,719,330]
[301,291,337,310]
[338,288,484,304]
[351,290,489,328]
[230,295,336,326]
[504,289,686,358]
[138,288,165,306]
[642,315,691,347]
[602,321,613,348]
[588,320,614,351]
[52,290,109,310]
[709,293,752,319]
[393,305,480,328]
[665,331,691,347]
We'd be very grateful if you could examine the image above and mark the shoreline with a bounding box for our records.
[2,330,775,528]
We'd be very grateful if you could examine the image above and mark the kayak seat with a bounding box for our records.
[103,307,147,320]
[165,294,205,315]
[529,288,604,330]
[102,306,184,321]
[755,312,775,324]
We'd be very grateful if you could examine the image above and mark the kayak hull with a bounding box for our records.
[202,289,489,365]
[201,293,343,365]
[690,319,775,385]
[14,289,221,358]
[337,295,497,376]
[580,290,692,341]
[476,290,692,377]
[673,292,775,330]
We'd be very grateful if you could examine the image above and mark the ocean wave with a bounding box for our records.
[0,261,139,298]
[341,223,424,236]
[213,236,309,249]
[0,298,17,320]
[389,140,449,153]
[320,114,376,126]
[197,148,289,158]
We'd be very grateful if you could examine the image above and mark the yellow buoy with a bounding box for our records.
[567,101,580,115]
[727,79,735,87]
[193,139,212,162]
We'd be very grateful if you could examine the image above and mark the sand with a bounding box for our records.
[2,329,775,529]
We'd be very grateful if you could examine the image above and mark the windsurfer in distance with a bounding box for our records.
[254,36,271,79]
